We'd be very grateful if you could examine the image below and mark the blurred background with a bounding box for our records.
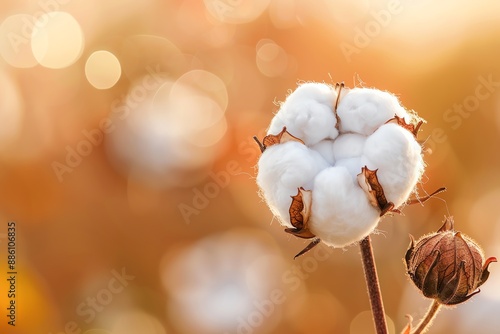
[0,0,499,333]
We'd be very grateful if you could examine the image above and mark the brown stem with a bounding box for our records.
[412,300,441,334]
[360,235,388,334]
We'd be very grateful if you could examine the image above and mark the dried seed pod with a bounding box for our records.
[405,217,496,305]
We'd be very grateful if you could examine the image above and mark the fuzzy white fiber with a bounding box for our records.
[267,83,339,146]
[337,88,408,135]
[257,141,329,228]
[257,83,424,248]
[310,167,380,247]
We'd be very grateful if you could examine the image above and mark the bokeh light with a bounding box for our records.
[350,310,396,334]
[0,14,38,68]
[111,310,167,334]
[160,229,285,334]
[85,50,121,89]
[256,39,289,77]
[31,11,84,68]
[106,68,229,187]
[204,0,271,24]
[0,68,23,153]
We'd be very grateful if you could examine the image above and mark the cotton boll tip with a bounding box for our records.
[337,87,409,136]
[309,166,380,248]
[267,82,339,145]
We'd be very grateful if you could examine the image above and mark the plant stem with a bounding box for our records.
[412,300,441,334]
[360,235,388,334]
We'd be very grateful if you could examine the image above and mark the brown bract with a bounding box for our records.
[285,187,320,259]
[405,217,497,305]
[285,187,314,239]
[357,166,399,216]
[385,115,423,138]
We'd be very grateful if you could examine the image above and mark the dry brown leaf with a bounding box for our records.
[262,127,304,149]
[386,115,423,138]
[285,187,315,239]
[357,166,398,216]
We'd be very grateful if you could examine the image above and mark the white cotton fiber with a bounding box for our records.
[257,141,329,227]
[332,133,366,161]
[267,83,339,146]
[257,82,425,249]
[309,167,380,248]
[337,88,408,135]
[361,123,424,208]
[334,157,363,180]
[310,139,335,165]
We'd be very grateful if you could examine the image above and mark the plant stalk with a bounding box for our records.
[412,300,441,334]
[360,235,388,334]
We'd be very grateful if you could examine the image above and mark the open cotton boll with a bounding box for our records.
[332,133,366,161]
[310,167,380,248]
[337,88,408,135]
[361,123,424,208]
[257,141,329,227]
[267,83,338,146]
[310,139,335,165]
[256,81,427,256]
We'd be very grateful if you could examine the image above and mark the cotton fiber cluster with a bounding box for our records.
[257,83,424,248]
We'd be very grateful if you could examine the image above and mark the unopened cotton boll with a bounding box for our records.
[310,167,380,247]
[337,88,408,135]
[257,141,329,227]
[361,123,424,208]
[267,83,339,146]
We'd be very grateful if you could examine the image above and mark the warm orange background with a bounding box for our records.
[0,1,499,333]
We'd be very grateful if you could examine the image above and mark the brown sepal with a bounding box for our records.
[285,187,315,239]
[333,82,344,130]
[253,127,304,153]
[357,166,399,216]
[479,257,497,287]
[437,216,454,232]
[294,238,321,259]
[386,115,423,138]
[263,126,304,148]
[405,187,446,206]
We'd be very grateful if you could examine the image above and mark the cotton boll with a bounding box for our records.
[309,167,380,248]
[310,139,335,165]
[361,123,424,208]
[332,133,366,161]
[337,88,408,135]
[268,83,338,146]
[257,141,329,227]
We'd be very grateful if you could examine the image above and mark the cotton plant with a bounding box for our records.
[253,82,495,334]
